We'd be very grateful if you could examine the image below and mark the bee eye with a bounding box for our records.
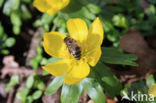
[69,40,72,43]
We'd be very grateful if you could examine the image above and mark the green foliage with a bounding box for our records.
[0,22,16,54]
[6,75,19,92]
[2,0,32,35]
[45,57,62,65]
[10,12,22,34]
[61,83,83,103]
[45,76,64,95]
[86,3,101,14]
[16,88,30,103]
[26,75,34,89]
[16,74,44,103]
[101,47,138,66]
[91,63,122,98]
[0,0,4,7]
[146,75,155,88]
[31,46,43,69]
[121,75,156,103]
[146,5,156,15]
[34,13,54,32]
[43,45,139,102]
[112,14,128,28]
[82,78,106,103]
[121,80,149,103]
[32,90,42,100]
[5,37,16,47]
[2,0,156,102]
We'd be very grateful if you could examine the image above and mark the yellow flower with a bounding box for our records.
[33,0,70,15]
[42,17,104,85]
[148,84,156,97]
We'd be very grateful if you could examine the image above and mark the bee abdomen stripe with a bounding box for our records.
[75,56,81,60]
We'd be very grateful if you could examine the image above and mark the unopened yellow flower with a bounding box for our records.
[42,17,104,85]
[33,0,70,15]
[148,84,156,97]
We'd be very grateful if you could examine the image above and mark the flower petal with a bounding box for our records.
[47,8,58,15]
[64,62,90,85]
[87,47,102,67]
[43,32,70,58]
[148,84,156,97]
[33,0,51,12]
[67,18,88,43]
[34,0,70,15]
[42,59,71,76]
[86,17,104,50]
[47,0,70,10]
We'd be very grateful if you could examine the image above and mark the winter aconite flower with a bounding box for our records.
[148,84,156,97]
[33,0,70,15]
[42,17,104,85]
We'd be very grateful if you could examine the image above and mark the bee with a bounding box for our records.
[64,37,81,60]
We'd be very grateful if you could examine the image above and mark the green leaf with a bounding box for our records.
[22,0,32,3]
[146,5,155,15]
[33,13,53,27]
[45,76,64,95]
[10,75,19,85]
[68,7,96,20]
[40,58,48,65]
[101,47,138,66]
[11,12,22,26]
[31,58,39,69]
[10,0,20,10]
[122,80,148,102]
[146,75,155,88]
[13,25,20,35]
[26,96,34,103]
[37,81,44,90]
[61,83,83,103]
[63,0,95,20]
[92,63,122,98]
[32,90,42,100]
[21,4,32,20]
[112,14,128,28]
[41,13,54,24]
[0,23,4,35]
[36,55,42,62]
[82,78,106,103]
[148,0,156,4]
[5,37,16,47]
[1,49,10,55]
[61,0,84,13]
[0,0,4,8]
[36,46,42,54]
[86,4,101,14]
[16,88,30,102]
[26,75,34,89]
[46,57,62,65]
[102,20,114,33]
[3,1,12,15]
[42,70,49,76]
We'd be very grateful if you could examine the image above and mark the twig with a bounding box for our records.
[1,67,43,79]
[7,88,15,103]
[83,92,88,103]
[0,82,7,98]
[26,28,43,67]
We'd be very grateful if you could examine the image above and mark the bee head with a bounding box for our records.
[64,37,73,44]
